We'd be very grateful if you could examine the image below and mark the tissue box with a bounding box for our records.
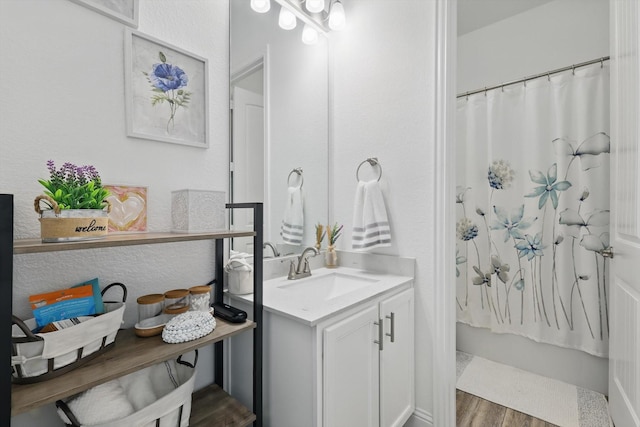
[171,189,226,233]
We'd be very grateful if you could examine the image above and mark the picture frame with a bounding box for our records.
[125,29,209,148]
[68,0,139,28]
[104,185,148,233]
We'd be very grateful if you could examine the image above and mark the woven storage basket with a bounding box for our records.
[34,195,110,243]
[56,351,198,427]
[11,282,127,384]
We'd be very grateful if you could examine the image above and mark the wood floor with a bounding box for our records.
[457,389,559,427]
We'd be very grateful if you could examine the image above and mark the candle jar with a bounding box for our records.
[136,294,165,323]
[189,285,211,312]
[163,289,190,311]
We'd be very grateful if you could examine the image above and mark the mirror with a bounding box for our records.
[230,0,329,257]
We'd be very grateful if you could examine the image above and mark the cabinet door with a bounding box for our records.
[379,288,415,427]
[323,305,380,427]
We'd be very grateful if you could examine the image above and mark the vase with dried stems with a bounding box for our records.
[325,223,343,268]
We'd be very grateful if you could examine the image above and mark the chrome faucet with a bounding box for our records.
[288,246,320,280]
[263,241,280,258]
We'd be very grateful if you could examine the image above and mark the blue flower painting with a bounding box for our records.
[144,51,192,133]
[128,30,208,147]
[149,62,188,92]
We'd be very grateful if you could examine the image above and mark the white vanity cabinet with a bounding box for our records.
[379,288,415,426]
[323,287,414,427]
[227,277,414,427]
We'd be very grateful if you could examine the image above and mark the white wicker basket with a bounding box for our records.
[56,351,198,427]
[11,282,127,383]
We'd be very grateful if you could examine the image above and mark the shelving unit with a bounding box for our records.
[6,198,265,426]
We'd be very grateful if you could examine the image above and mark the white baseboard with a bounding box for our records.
[404,408,433,427]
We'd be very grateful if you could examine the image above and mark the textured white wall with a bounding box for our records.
[456,0,610,394]
[1,0,229,424]
[330,0,438,422]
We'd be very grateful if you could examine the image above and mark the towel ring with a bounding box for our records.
[356,158,382,182]
[287,167,303,188]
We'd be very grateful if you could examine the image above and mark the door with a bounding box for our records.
[231,85,264,254]
[609,1,640,426]
[379,288,415,427]
[323,305,380,427]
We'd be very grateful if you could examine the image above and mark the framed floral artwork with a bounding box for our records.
[68,0,139,27]
[104,185,148,233]
[125,29,209,148]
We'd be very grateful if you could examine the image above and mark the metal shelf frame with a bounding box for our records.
[4,196,264,427]
[216,202,263,427]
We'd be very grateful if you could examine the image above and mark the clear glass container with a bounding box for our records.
[136,293,165,323]
[189,285,211,312]
[163,289,190,311]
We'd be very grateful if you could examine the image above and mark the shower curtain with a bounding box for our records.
[456,62,610,357]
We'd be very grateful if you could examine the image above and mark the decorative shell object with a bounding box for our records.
[161,311,216,344]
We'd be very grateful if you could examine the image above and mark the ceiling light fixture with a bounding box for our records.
[305,0,325,14]
[278,5,297,30]
[328,0,345,31]
[301,23,319,45]
[251,0,271,13]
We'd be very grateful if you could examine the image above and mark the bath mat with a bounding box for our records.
[456,351,613,427]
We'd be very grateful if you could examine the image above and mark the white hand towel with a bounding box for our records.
[352,180,391,250]
[281,186,304,246]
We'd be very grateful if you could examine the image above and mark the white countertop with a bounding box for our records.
[228,266,413,326]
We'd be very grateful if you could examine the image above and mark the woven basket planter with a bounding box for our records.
[34,195,110,243]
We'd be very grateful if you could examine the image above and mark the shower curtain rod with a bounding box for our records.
[457,56,610,99]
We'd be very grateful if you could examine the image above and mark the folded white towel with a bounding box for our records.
[352,180,391,250]
[281,186,304,246]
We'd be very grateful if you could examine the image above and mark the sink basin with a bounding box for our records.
[276,272,378,302]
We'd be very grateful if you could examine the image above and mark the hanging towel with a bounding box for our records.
[281,186,304,246]
[352,180,391,250]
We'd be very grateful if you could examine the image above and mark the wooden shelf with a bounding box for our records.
[190,384,256,427]
[13,231,256,254]
[11,320,256,416]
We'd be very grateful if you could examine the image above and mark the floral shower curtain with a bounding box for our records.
[456,62,610,357]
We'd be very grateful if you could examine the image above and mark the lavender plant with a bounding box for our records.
[38,160,110,210]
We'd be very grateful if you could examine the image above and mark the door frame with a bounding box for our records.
[608,1,639,425]
[230,49,272,243]
[433,0,457,425]
[435,1,636,426]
